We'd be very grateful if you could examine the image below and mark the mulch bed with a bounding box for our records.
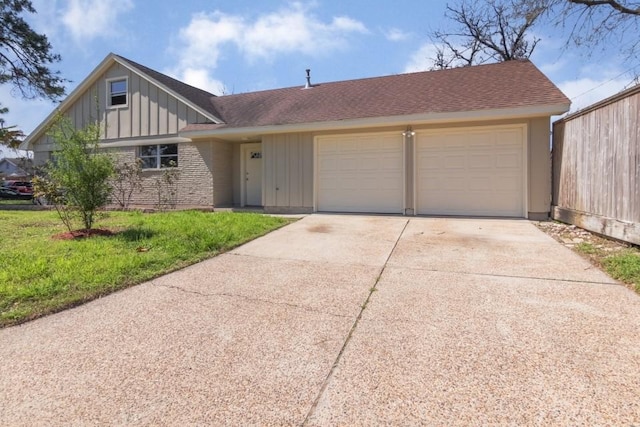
[52,229,115,240]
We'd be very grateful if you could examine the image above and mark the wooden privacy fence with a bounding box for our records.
[552,84,640,245]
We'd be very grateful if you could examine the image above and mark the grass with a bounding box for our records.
[575,242,600,255]
[0,199,33,205]
[0,210,291,327]
[574,242,640,293]
[602,251,640,292]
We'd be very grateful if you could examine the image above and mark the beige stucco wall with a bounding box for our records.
[527,116,552,219]
[259,117,553,218]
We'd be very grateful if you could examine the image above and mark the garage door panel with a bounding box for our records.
[495,177,521,192]
[468,177,493,191]
[470,158,494,169]
[442,154,466,169]
[317,134,403,214]
[496,155,520,168]
[416,127,525,217]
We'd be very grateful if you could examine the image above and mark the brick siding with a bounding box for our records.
[111,141,215,208]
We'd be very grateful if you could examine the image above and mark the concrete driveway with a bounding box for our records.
[1,215,639,425]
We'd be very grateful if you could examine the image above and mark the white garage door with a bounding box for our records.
[317,133,404,213]
[416,127,525,217]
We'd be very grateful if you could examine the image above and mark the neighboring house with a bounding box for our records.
[22,53,569,218]
[0,157,33,179]
[552,84,640,244]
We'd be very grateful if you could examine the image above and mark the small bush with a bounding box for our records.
[34,115,114,230]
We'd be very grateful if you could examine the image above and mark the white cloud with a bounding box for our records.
[170,3,367,92]
[539,59,568,75]
[384,28,411,42]
[178,3,367,63]
[240,7,367,59]
[180,68,226,96]
[404,43,439,73]
[332,16,368,33]
[559,76,633,112]
[29,0,63,39]
[177,11,243,70]
[62,0,134,41]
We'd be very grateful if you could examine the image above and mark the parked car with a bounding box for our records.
[0,187,33,200]
[2,180,33,196]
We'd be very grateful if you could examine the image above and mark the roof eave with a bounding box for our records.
[180,103,571,139]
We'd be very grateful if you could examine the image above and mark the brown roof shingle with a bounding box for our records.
[115,55,223,122]
[206,60,568,129]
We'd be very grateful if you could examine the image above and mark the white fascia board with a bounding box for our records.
[180,103,571,139]
[36,136,192,152]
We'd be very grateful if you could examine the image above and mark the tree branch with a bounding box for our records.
[568,0,640,15]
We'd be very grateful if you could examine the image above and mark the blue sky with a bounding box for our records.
[2,0,638,157]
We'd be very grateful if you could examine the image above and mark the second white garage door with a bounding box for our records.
[415,126,526,217]
[316,133,404,213]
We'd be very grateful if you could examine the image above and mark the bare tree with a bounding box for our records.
[429,0,545,69]
[531,0,640,61]
[110,159,143,210]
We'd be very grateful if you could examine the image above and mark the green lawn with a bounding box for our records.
[603,250,640,292]
[575,242,640,293]
[0,210,291,327]
[0,199,33,205]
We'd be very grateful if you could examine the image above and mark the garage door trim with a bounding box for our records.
[413,124,528,217]
[313,131,406,214]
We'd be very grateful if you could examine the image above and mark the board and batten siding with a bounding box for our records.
[262,133,314,213]
[31,62,211,150]
[552,85,640,244]
[211,140,234,206]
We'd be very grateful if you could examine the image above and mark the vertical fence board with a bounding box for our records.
[552,86,640,244]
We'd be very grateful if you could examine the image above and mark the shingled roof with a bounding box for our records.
[115,55,224,122]
[23,55,570,150]
[187,59,568,131]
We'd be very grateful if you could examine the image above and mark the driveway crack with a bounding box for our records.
[154,283,352,319]
[384,265,620,286]
[301,218,410,425]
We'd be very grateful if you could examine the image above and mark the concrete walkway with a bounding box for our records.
[1,215,639,425]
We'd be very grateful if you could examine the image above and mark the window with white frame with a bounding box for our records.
[108,78,127,107]
[138,144,178,169]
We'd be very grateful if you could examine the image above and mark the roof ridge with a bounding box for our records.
[208,59,568,129]
[216,59,534,99]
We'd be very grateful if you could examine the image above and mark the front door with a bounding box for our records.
[243,143,262,206]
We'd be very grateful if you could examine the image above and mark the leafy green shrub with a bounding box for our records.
[33,115,114,230]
